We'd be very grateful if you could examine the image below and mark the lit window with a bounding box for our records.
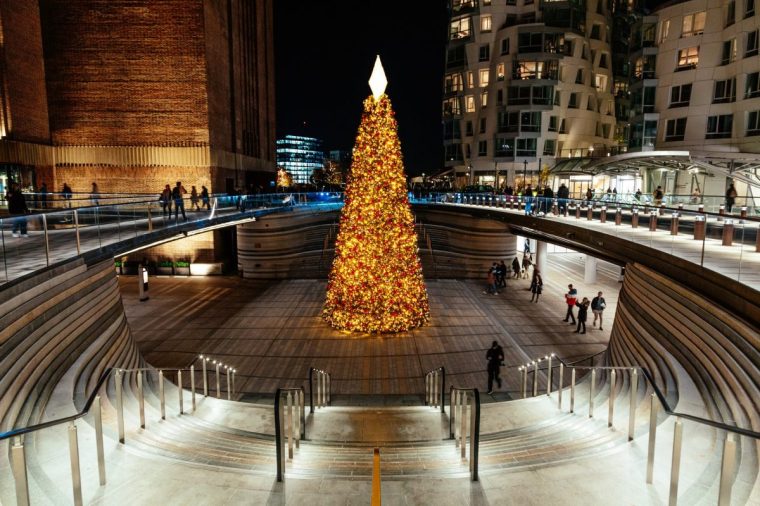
[660,20,670,43]
[479,69,490,87]
[481,15,492,32]
[722,39,737,65]
[747,30,759,57]
[450,17,471,40]
[595,74,607,91]
[444,73,464,93]
[481,91,488,107]
[706,114,733,139]
[676,47,699,70]
[467,72,474,88]
[443,97,461,116]
[682,12,706,37]
[465,95,475,112]
[665,118,687,141]
[713,78,737,103]
[669,84,692,107]
[747,110,760,136]
[497,63,505,81]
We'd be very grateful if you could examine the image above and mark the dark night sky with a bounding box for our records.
[274,1,449,177]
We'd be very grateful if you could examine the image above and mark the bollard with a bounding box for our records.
[694,215,706,241]
[740,207,747,218]
[670,213,679,235]
[722,220,734,246]
[575,205,581,219]
[587,205,593,220]
[552,199,558,215]
[646,394,658,483]
[600,206,607,223]
[631,210,639,228]
[698,204,704,213]
[718,205,725,221]
[649,211,658,232]
[615,208,622,225]
[659,203,665,216]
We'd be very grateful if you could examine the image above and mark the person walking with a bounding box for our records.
[172,181,187,220]
[653,185,664,206]
[7,183,29,237]
[563,284,578,324]
[530,269,543,302]
[90,182,100,206]
[591,291,607,330]
[575,297,590,334]
[557,183,569,214]
[62,183,73,208]
[497,260,507,288]
[160,184,172,217]
[190,186,200,211]
[485,341,504,394]
[201,185,210,210]
[40,182,48,209]
[522,254,532,279]
[483,267,498,295]
[725,183,737,213]
[511,257,521,279]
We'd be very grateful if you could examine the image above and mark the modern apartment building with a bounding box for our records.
[276,135,325,184]
[443,0,619,188]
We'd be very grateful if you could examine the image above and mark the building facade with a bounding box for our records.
[0,0,276,196]
[276,135,325,185]
[443,0,619,190]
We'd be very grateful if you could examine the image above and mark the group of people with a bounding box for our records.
[159,182,210,220]
[483,254,535,295]
[563,284,606,334]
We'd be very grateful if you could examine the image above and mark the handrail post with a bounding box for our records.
[68,422,83,506]
[718,436,737,506]
[287,391,294,459]
[275,390,284,481]
[558,363,564,409]
[546,355,553,395]
[178,370,183,414]
[470,390,480,481]
[521,366,527,398]
[570,368,576,413]
[42,213,50,266]
[74,210,81,255]
[232,369,236,396]
[646,393,658,483]
[309,367,315,413]
[460,392,467,459]
[448,386,454,439]
[215,361,221,398]
[202,357,208,397]
[159,370,166,420]
[589,368,596,418]
[668,418,683,506]
[115,370,125,443]
[628,369,638,441]
[425,372,430,405]
[440,368,446,413]
[532,360,539,396]
[147,207,153,232]
[137,371,145,429]
[93,396,106,485]
[226,367,232,400]
[11,436,30,506]
[608,369,616,427]
[191,365,196,412]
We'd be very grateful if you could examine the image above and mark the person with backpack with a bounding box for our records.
[172,181,187,220]
[591,291,607,330]
[160,184,172,217]
[653,185,664,205]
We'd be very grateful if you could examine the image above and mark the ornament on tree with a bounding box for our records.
[323,56,429,333]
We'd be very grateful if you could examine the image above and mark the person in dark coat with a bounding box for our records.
[557,184,569,214]
[512,257,521,278]
[7,183,29,237]
[575,297,590,334]
[486,341,505,394]
[530,270,543,302]
[725,184,737,213]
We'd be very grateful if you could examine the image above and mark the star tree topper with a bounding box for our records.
[369,55,388,100]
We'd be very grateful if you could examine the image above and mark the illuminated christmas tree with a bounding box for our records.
[323,57,429,333]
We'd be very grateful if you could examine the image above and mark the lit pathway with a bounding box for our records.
[422,199,760,292]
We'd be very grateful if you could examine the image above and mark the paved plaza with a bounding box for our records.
[120,253,619,399]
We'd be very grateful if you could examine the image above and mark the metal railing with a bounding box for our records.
[274,387,306,482]
[517,353,760,505]
[308,367,331,413]
[424,366,445,413]
[448,387,481,481]
[197,355,236,400]
[0,354,236,506]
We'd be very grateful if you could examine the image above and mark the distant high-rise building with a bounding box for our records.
[276,135,324,184]
[443,0,619,189]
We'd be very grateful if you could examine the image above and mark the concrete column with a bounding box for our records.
[584,255,597,285]
[536,241,547,278]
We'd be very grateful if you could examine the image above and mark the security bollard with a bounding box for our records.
[600,206,607,223]
[694,215,706,240]
[631,209,639,228]
[722,220,734,246]
[670,213,679,235]
[649,212,657,232]
[615,208,622,225]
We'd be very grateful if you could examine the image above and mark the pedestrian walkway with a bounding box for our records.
[120,252,618,399]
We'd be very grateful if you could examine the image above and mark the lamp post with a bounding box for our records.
[522,159,527,190]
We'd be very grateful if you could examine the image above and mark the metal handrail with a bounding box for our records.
[274,386,306,482]
[424,366,445,413]
[520,353,760,440]
[371,448,382,506]
[308,367,331,413]
[448,386,481,481]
